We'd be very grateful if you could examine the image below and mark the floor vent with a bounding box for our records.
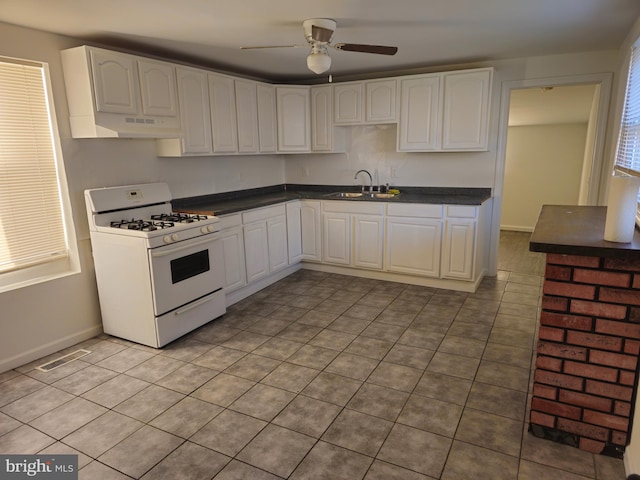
[36,349,91,372]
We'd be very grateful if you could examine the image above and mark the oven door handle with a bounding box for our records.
[150,235,219,258]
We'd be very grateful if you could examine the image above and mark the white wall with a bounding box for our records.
[501,123,588,231]
[0,20,625,375]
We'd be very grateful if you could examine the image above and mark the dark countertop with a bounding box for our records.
[529,205,640,259]
[172,184,492,216]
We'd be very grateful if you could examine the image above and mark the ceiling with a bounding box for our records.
[2,0,640,82]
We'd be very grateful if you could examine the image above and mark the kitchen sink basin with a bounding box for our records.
[326,192,363,198]
[366,193,397,199]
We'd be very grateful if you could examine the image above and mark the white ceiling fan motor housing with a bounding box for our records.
[303,18,336,43]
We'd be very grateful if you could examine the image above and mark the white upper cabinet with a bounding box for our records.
[442,69,492,151]
[156,67,212,156]
[397,68,492,152]
[333,83,363,125]
[235,79,259,154]
[365,79,397,124]
[256,83,278,153]
[137,59,178,117]
[208,73,239,153]
[311,85,333,152]
[398,74,441,151]
[61,46,181,138]
[276,86,311,152]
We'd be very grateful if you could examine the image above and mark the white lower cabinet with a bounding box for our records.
[242,205,288,284]
[442,206,478,280]
[218,214,246,292]
[385,217,442,277]
[353,214,384,269]
[287,200,321,263]
[323,212,351,265]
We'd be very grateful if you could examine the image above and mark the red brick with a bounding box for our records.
[530,411,556,428]
[595,319,640,339]
[634,274,640,289]
[603,257,640,271]
[624,339,640,355]
[558,390,612,412]
[535,370,584,391]
[630,307,640,322]
[536,355,563,372]
[548,254,600,268]
[540,311,593,331]
[557,418,609,441]
[574,269,631,287]
[544,281,596,300]
[579,437,605,454]
[542,296,569,312]
[545,265,572,281]
[586,380,633,401]
[583,410,629,431]
[612,430,628,445]
[531,398,581,420]
[570,300,627,320]
[614,401,631,417]
[599,287,640,306]
[589,350,637,370]
[564,361,618,382]
[619,370,636,386]
[537,341,586,361]
[538,327,566,342]
[533,384,557,400]
[566,331,623,352]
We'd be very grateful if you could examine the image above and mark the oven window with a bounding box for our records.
[170,250,210,284]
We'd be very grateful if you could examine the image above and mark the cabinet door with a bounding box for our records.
[244,222,269,283]
[175,67,213,154]
[353,215,384,269]
[286,202,303,264]
[89,49,138,114]
[235,80,259,153]
[220,227,246,291]
[209,73,238,153]
[365,79,397,124]
[442,219,476,279]
[137,59,178,117]
[442,69,492,151]
[267,214,289,272]
[333,83,363,124]
[256,84,278,153]
[276,86,310,152]
[323,213,351,265]
[311,85,333,151]
[397,75,441,151]
[385,217,442,277]
[300,201,321,261]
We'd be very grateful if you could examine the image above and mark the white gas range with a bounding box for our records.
[85,182,226,347]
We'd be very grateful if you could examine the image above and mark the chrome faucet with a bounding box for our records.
[354,169,373,192]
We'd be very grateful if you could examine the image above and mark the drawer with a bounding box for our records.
[446,205,477,218]
[387,203,443,219]
[242,204,286,224]
[218,213,242,230]
[322,200,385,215]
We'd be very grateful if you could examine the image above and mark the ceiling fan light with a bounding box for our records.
[307,51,331,74]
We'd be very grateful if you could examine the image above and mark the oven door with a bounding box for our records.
[148,233,224,316]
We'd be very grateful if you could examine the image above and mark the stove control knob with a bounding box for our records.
[200,226,208,234]
[163,235,171,243]
[207,225,215,233]
[171,234,179,242]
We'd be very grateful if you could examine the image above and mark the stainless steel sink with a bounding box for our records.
[366,193,397,199]
[326,192,363,198]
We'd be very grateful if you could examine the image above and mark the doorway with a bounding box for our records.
[487,73,613,276]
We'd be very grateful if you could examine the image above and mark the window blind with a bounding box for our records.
[616,40,640,174]
[0,60,68,273]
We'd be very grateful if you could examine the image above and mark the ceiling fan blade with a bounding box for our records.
[240,44,306,50]
[333,43,398,55]
[311,25,334,43]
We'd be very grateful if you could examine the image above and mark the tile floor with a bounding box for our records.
[0,232,628,479]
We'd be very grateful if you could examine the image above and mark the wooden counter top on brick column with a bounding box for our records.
[529,205,640,458]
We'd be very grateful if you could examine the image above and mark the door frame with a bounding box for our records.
[487,72,613,276]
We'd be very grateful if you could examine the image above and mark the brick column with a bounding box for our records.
[530,253,640,457]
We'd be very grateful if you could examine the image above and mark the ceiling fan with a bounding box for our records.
[240,18,398,74]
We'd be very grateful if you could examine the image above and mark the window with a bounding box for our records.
[615,39,640,177]
[0,57,78,292]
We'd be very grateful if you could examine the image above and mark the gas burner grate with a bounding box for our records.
[151,213,208,223]
[110,219,175,231]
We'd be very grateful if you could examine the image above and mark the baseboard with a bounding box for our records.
[625,449,639,478]
[500,225,534,233]
[0,324,103,374]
